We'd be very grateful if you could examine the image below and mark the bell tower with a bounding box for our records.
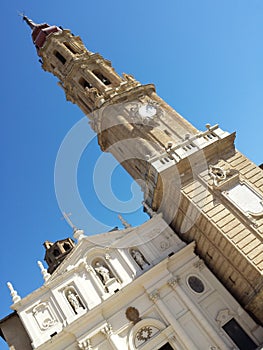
[24,17,263,325]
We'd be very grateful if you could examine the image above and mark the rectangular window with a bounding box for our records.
[54,51,66,65]
[92,70,111,85]
[222,319,257,350]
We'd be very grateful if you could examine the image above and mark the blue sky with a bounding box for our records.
[1,1,263,348]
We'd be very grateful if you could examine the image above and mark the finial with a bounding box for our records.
[62,212,78,231]
[37,261,51,282]
[73,228,86,241]
[118,214,131,229]
[20,13,39,30]
[7,282,21,303]
[142,201,156,217]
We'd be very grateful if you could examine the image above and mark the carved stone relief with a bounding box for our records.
[209,164,230,186]
[135,325,160,348]
[216,309,233,327]
[32,302,57,331]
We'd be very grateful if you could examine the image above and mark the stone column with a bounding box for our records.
[85,70,107,91]
[168,277,229,350]
[101,323,123,350]
[96,62,122,86]
[148,290,198,350]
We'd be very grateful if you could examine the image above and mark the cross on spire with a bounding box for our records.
[62,212,77,231]
[20,13,39,30]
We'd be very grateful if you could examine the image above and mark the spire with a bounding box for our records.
[22,15,39,30]
[21,14,62,52]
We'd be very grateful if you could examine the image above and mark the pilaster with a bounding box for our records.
[148,289,198,350]
[167,277,229,350]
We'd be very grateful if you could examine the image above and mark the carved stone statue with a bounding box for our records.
[67,290,83,312]
[131,249,149,269]
[95,262,111,284]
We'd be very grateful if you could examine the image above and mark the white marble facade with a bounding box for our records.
[9,214,263,349]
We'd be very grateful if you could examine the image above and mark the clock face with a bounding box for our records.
[138,104,157,118]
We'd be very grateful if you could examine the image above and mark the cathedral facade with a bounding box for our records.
[0,17,262,349]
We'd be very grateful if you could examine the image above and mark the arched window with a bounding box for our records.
[53,249,60,257]
[79,77,93,89]
[92,70,111,85]
[63,242,71,252]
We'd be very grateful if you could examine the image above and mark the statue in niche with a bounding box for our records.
[66,289,84,313]
[131,249,149,270]
[95,262,111,284]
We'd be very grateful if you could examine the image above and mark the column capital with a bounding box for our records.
[78,338,92,350]
[193,259,205,271]
[101,322,113,336]
[149,290,160,303]
[167,276,180,288]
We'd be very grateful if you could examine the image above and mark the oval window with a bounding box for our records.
[188,276,205,293]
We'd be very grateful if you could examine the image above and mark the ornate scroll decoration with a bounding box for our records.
[216,309,234,327]
[122,73,140,88]
[193,259,205,271]
[32,302,57,331]
[209,165,230,186]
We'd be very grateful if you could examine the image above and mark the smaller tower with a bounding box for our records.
[43,238,75,274]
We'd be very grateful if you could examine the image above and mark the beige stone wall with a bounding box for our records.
[169,150,263,323]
